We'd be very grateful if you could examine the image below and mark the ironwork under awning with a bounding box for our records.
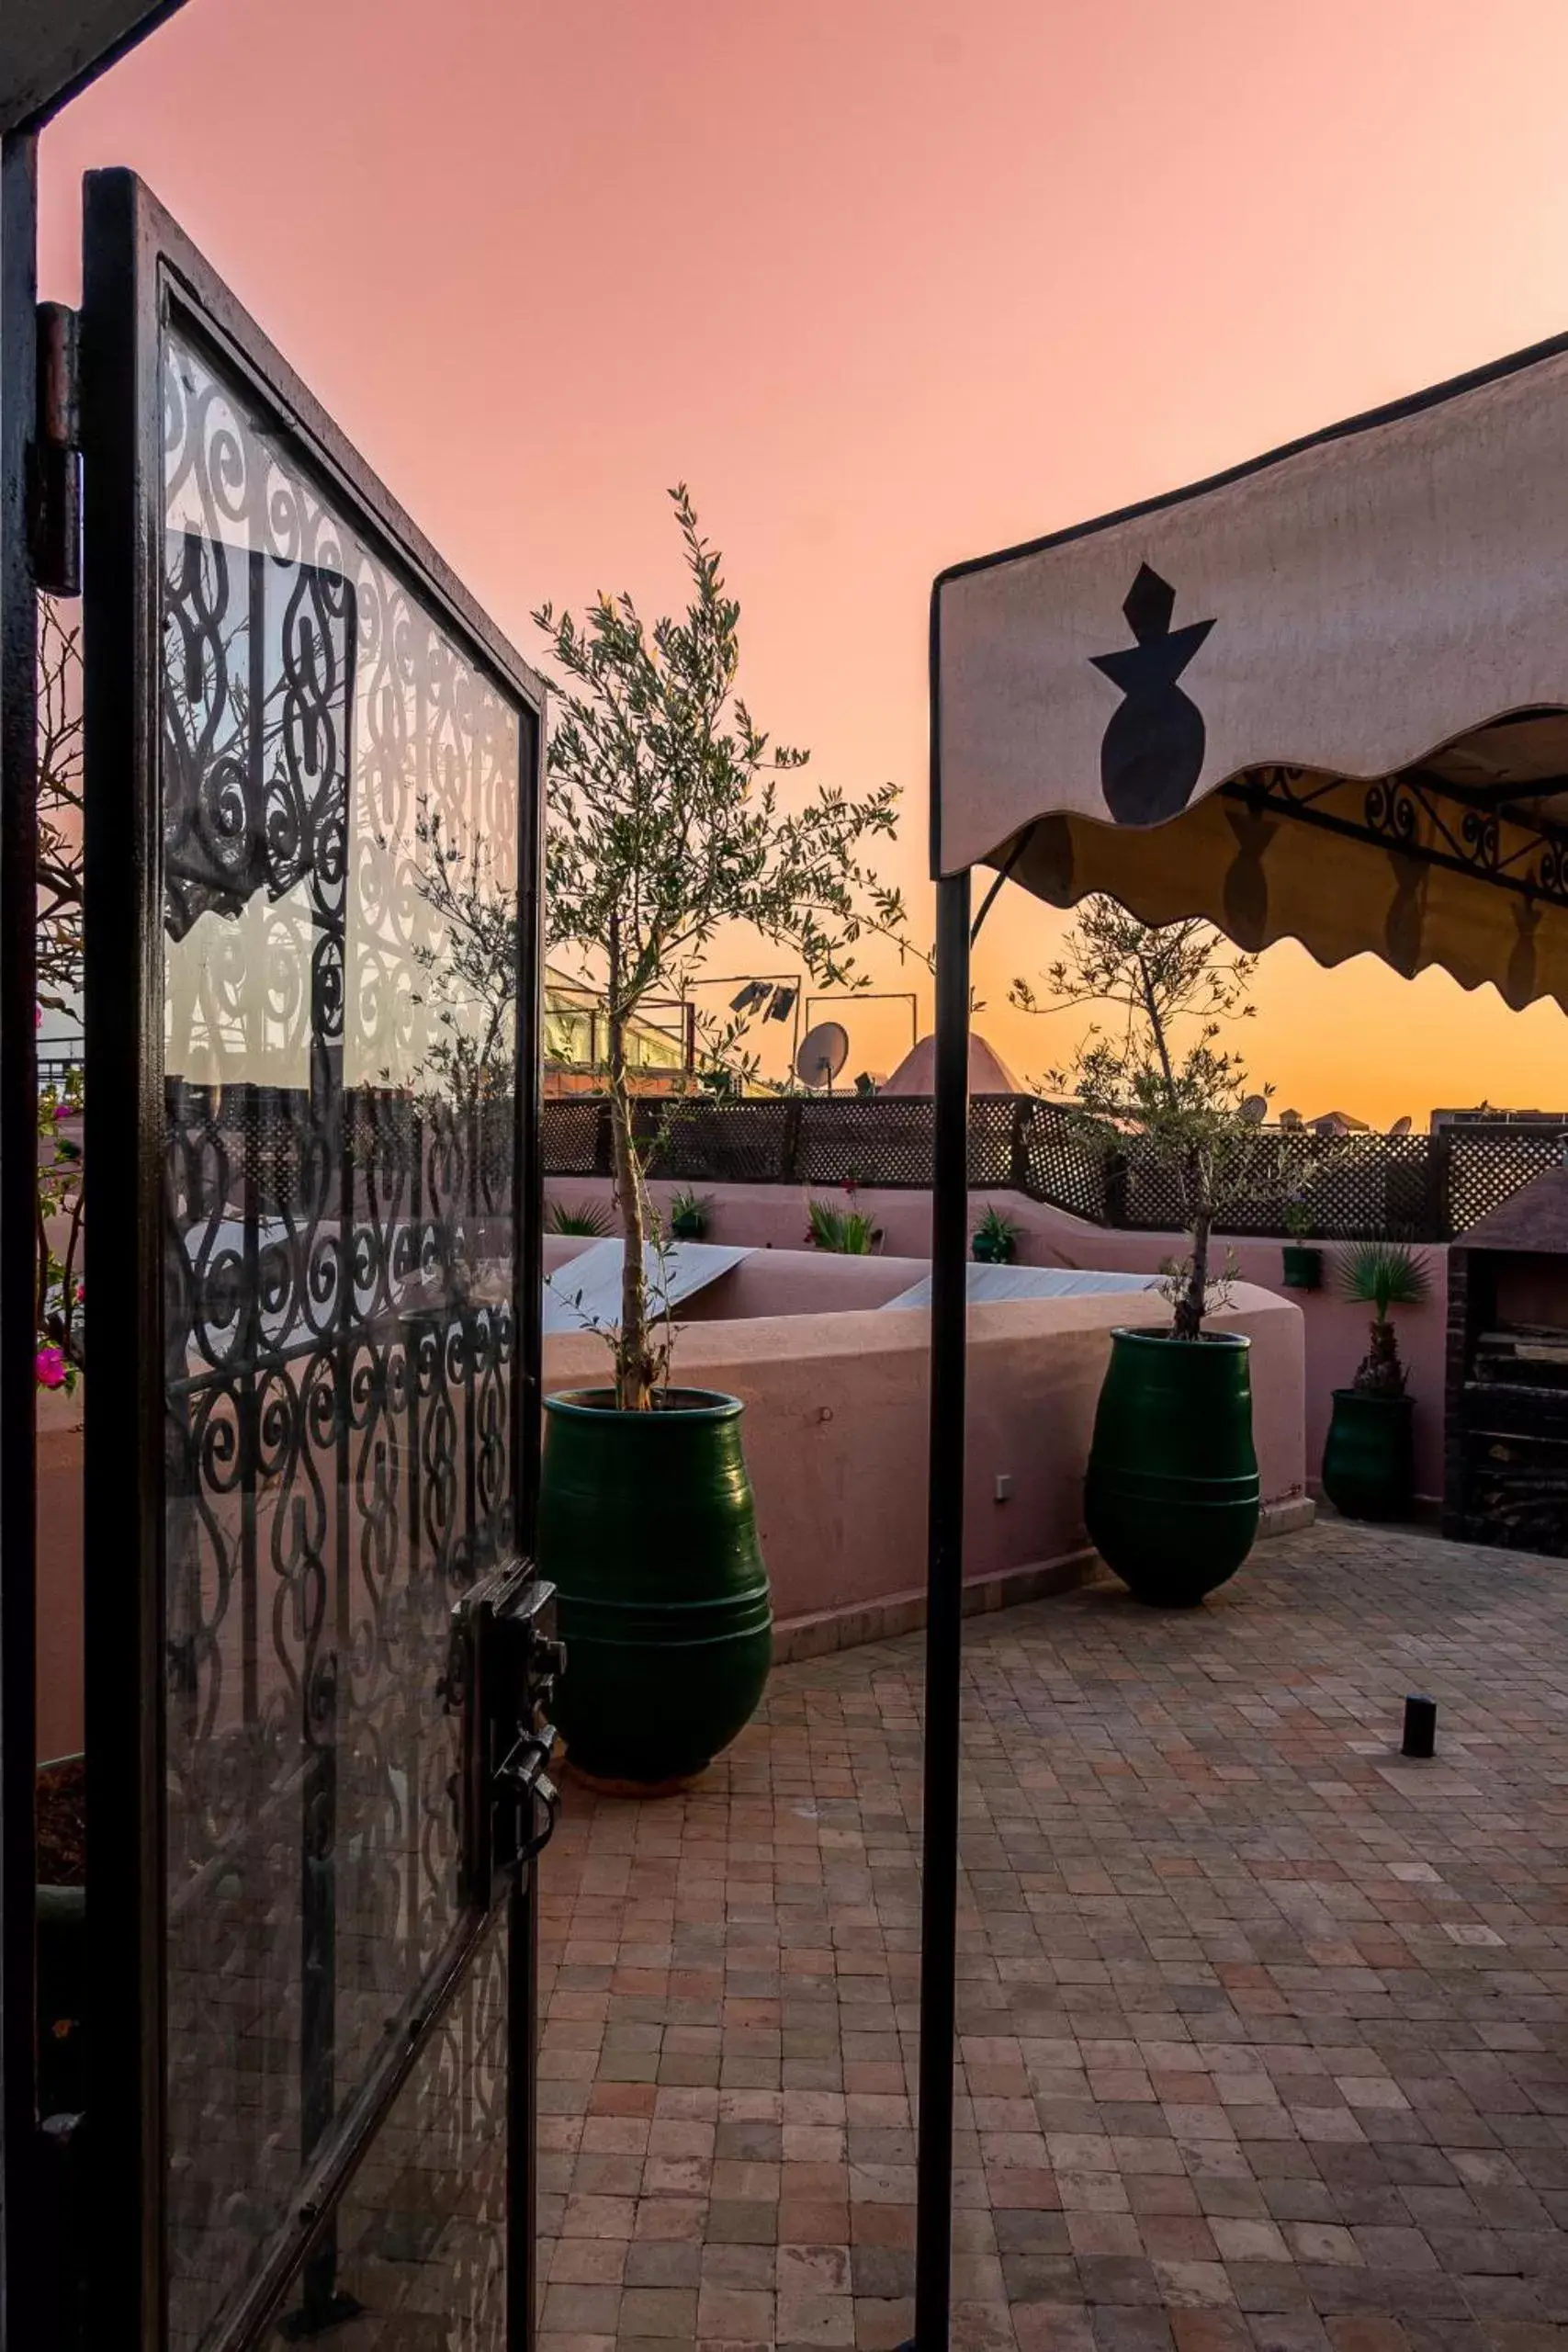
[934,330,1568,1012]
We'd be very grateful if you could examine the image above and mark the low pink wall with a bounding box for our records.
[544,1282,1305,1635]
[33,1232,1311,1759]
[555,1178,1450,1504]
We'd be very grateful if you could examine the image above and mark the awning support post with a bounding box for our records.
[908,867,971,2352]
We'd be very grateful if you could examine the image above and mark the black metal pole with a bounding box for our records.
[0,122,41,2352]
[909,868,971,2352]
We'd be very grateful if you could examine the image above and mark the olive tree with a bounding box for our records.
[538,487,908,1408]
[1012,897,1269,1339]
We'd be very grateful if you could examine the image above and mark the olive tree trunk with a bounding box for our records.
[1173,1203,1212,1342]
[606,1001,657,1411]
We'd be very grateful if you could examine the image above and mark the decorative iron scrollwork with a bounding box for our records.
[160,327,524,2348]
[1226,760,1568,911]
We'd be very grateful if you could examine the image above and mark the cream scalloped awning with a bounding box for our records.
[933,333,1568,1012]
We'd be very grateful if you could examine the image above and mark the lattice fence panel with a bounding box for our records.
[1443,1124,1568,1238]
[541,1098,604,1177]
[1277,1133,1435,1240]
[1111,1127,1438,1240]
[796,1097,936,1188]
[965,1097,1019,1191]
[1013,1102,1112,1226]
[638,1101,793,1183]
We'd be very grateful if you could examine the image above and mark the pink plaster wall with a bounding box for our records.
[36,1393,85,1761]
[543,1282,1305,1635]
[555,1177,1450,1504]
[29,1199,1337,1759]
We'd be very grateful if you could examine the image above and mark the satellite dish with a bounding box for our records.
[795,1020,849,1091]
[1239,1094,1269,1126]
[1389,1114,1413,1136]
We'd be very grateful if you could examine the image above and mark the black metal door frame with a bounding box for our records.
[0,116,46,2352]
[80,164,549,2349]
[2,24,196,2349]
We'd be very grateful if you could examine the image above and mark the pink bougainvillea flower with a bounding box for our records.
[35,1346,66,1390]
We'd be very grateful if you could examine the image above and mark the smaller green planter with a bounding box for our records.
[1321,1387,1416,1522]
[670,1213,707,1240]
[972,1234,1017,1265]
[1280,1244,1323,1292]
[1085,1328,1260,1607]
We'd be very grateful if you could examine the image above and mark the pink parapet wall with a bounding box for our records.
[543,1275,1307,1652]
[546,1178,1451,1504]
[36,1387,85,1763]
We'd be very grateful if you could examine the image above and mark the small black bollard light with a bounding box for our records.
[1402,1694,1437,1758]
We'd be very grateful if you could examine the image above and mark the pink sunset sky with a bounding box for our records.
[39,0,1568,1119]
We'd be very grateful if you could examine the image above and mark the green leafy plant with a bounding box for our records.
[1282,1196,1315,1241]
[1012,897,1274,1338]
[805,1196,880,1253]
[971,1204,1020,1264]
[547,1199,612,1238]
[540,486,908,1408]
[1338,1240,1432,1395]
[669,1188,712,1240]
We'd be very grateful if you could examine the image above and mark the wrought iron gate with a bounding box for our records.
[80,168,555,2350]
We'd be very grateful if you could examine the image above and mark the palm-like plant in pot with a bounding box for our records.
[1013,898,1276,1606]
[536,488,909,1789]
[1321,1240,1431,1521]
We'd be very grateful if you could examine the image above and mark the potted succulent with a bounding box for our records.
[971,1204,1020,1264]
[536,490,908,1788]
[547,1198,610,1236]
[668,1186,713,1241]
[805,1186,881,1253]
[1280,1196,1323,1291]
[1014,897,1271,1606]
[1321,1240,1431,1521]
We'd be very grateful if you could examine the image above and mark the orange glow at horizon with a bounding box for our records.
[39,0,1568,1123]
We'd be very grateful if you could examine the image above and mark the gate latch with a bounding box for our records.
[449,1562,565,1899]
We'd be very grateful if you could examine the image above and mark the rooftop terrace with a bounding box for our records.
[536,1520,1568,2352]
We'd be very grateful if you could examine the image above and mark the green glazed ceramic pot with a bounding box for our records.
[1085,1328,1261,1607]
[1280,1244,1323,1292]
[539,1387,773,1788]
[1321,1387,1415,1522]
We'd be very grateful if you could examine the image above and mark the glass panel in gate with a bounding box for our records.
[159,322,522,2346]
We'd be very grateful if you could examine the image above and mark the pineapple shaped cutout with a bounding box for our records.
[1089,564,1214,825]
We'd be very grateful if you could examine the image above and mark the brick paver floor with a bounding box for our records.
[536,1520,1568,2351]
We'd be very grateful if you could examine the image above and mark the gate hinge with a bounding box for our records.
[29,302,81,597]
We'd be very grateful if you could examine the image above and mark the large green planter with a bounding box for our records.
[1085,1328,1261,1607]
[1321,1387,1416,1521]
[539,1387,773,1788]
